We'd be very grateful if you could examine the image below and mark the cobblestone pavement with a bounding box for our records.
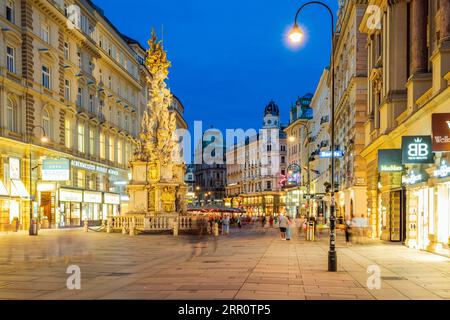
[0,226,449,300]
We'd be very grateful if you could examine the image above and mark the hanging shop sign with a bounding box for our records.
[59,188,83,202]
[42,159,70,181]
[402,136,433,164]
[432,113,450,152]
[434,160,450,178]
[319,150,344,158]
[9,157,20,180]
[83,191,102,204]
[71,160,119,176]
[402,170,425,185]
[378,149,403,172]
[37,182,56,192]
[104,192,120,205]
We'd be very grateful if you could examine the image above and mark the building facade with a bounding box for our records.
[360,0,450,256]
[309,69,331,219]
[194,128,227,206]
[0,0,186,231]
[225,101,287,216]
[283,94,314,218]
[333,0,369,221]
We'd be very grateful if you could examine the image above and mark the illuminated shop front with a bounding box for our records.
[0,156,31,231]
[406,158,450,256]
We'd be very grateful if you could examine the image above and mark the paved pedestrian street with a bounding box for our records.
[0,227,449,300]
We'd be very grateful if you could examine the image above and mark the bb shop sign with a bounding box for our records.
[402,136,433,164]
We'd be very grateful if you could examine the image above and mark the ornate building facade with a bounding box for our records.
[0,0,186,230]
[225,101,287,216]
[333,0,368,221]
[360,0,450,256]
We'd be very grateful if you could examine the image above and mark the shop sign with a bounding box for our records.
[434,160,450,178]
[378,149,403,172]
[42,159,70,181]
[71,160,119,176]
[37,182,56,192]
[402,136,433,164]
[403,171,424,185]
[83,191,102,204]
[319,150,344,158]
[432,113,450,152]
[59,188,83,202]
[9,157,20,180]
[104,192,120,205]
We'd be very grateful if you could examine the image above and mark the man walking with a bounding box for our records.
[278,213,288,240]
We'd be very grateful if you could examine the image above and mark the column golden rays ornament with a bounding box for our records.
[135,30,177,167]
[127,30,187,218]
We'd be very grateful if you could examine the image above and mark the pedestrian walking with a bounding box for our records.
[285,215,292,241]
[262,215,266,228]
[278,214,288,240]
[222,215,230,235]
[237,216,242,229]
[345,216,352,246]
[269,216,274,228]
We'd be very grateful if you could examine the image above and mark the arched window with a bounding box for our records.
[42,108,51,140]
[6,97,17,132]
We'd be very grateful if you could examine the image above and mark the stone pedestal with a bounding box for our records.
[126,160,187,217]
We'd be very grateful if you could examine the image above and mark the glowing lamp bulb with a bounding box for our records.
[289,24,303,44]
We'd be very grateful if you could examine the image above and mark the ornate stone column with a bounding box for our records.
[439,0,450,43]
[411,0,428,74]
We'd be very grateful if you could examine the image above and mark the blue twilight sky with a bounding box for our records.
[93,0,338,134]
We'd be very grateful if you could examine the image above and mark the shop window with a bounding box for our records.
[77,170,85,188]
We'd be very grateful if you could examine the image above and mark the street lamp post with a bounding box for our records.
[289,1,337,272]
[28,125,48,236]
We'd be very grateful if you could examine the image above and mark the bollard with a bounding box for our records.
[173,219,179,237]
[306,221,315,241]
[214,222,219,237]
[122,221,127,235]
[106,218,112,233]
[84,220,89,233]
[129,217,135,236]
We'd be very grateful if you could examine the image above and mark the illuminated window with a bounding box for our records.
[42,109,51,140]
[77,123,85,153]
[6,98,17,132]
[77,170,85,188]
[89,127,94,155]
[65,118,72,148]
[117,140,122,164]
[99,132,105,159]
[109,136,114,162]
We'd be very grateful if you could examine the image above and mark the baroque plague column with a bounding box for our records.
[126,31,187,217]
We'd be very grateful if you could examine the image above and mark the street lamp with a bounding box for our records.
[289,1,337,272]
[29,125,48,236]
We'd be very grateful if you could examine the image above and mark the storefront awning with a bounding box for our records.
[0,180,8,196]
[10,180,30,199]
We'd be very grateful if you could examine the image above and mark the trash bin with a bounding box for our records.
[306,221,315,241]
[29,219,38,236]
